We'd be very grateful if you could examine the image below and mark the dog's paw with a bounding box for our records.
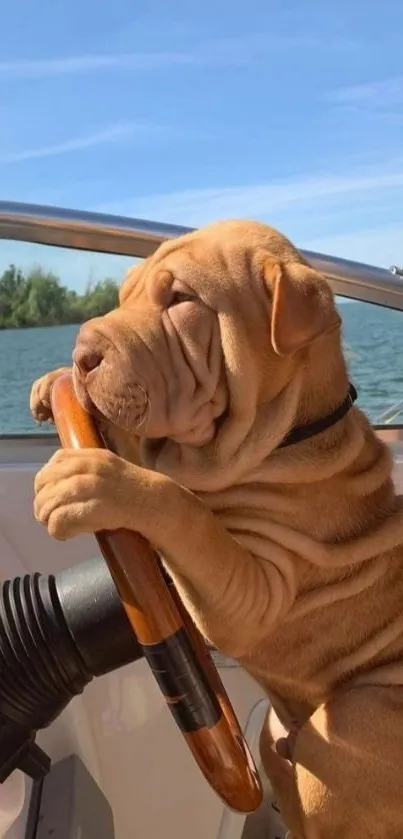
[30,367,72,424]
[33,447,133,539]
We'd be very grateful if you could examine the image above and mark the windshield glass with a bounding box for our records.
[0,240,139,433]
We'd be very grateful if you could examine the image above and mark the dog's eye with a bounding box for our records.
[168,290,196,307]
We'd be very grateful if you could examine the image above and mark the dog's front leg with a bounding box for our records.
[33,448,276,658]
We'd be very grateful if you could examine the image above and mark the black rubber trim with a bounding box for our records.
[142,627,221,733]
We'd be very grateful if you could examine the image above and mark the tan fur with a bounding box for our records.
[31,220,403,838]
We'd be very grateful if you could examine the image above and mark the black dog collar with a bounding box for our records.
[278,383,358,450]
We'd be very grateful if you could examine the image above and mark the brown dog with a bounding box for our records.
[31,221,403,838]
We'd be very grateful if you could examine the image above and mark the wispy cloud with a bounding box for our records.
[96,166,403,225]
[0,121,163,164]
[324,77,403,109]
[94,161,403,268]
[0,34,358,80]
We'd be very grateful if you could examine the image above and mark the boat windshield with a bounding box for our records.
[1,204,403,436]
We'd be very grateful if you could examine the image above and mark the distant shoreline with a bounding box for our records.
[0,264,119,331]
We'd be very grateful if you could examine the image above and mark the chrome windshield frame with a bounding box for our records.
[1,200,403,309]
[1,200,403,441]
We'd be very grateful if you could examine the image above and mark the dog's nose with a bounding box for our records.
[73,342,103,376]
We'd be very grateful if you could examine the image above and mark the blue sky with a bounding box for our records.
[1,0,403,290]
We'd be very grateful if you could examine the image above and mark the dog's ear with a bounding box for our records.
[264,257,340,356]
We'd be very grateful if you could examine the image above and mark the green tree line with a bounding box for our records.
[0,264,120,329]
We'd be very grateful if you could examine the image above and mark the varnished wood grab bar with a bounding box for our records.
[50,374,262,813]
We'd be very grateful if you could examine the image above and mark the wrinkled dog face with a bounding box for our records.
[72,220,339,451]
[73,237,228,446]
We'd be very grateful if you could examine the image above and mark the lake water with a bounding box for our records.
[1,301,403,434]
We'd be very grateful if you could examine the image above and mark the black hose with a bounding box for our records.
[0,555,143,783]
